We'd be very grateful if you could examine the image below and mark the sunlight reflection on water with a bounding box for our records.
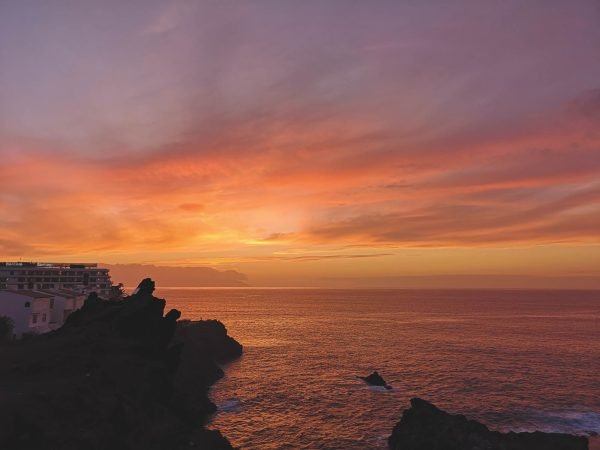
[157,288,600,450]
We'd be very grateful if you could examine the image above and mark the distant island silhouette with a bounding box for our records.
[104,264,248,288]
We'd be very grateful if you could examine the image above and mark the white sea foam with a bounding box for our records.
[511,410,600,436]
[542,411,600,435]
[218,398,243,413]
[367,385,393,392]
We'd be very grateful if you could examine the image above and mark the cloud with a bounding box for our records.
[567,88,600,119]
[1,86,599,260]
[0,239,39,256]
[144,2,187,35]
[179,203,204,212]
[236,253,393,263]
[282,183,600,247]
[0,1,599,279]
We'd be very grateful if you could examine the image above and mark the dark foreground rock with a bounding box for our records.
[359,371,392,389]
[0,279,242,450]
[389,398,588,450]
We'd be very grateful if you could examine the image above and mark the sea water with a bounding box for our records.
[156,288,600,449]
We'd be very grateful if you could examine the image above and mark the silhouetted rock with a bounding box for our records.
[132,277,156,296]
[388,398,589,450]
[0,279,242,450]
[84,291,102,307]
[359,371,392,389]
[170,320,243,423]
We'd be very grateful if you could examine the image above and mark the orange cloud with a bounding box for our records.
[1,88,599,287]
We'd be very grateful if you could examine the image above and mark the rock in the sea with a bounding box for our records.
[0,280,243,450]
[359,371,392,389]
[389,398,589,450]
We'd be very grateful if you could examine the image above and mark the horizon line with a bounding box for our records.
[146,286,600,291]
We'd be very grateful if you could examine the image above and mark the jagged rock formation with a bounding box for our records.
[0,280,242,450]
[389,398,588,450]
[359,371,392,389]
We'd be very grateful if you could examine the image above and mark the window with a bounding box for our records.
[50,299,54,308]
[42,313,47,322]
[32,313,38,324]
[24,302,31,308]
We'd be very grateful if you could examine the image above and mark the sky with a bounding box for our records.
[1,0,599,288]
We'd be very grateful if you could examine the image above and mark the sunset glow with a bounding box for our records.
[1,1,599,287]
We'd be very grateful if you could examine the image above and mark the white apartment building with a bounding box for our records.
[0,263,112,338]
[0,262,112,298]
[37,289,86,327]
[0,290,52,338]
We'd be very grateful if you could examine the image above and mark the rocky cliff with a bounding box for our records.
[0,279,242,450]
[389,398,588,450]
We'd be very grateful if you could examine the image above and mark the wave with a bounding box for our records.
[218,398,243,413]
[511,410,600,436]
[366,385,394,392]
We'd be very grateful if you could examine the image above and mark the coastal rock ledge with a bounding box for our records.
[0,280,242,450]
[389,398,588,450]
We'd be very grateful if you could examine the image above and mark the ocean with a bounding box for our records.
[156,288,600,449]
